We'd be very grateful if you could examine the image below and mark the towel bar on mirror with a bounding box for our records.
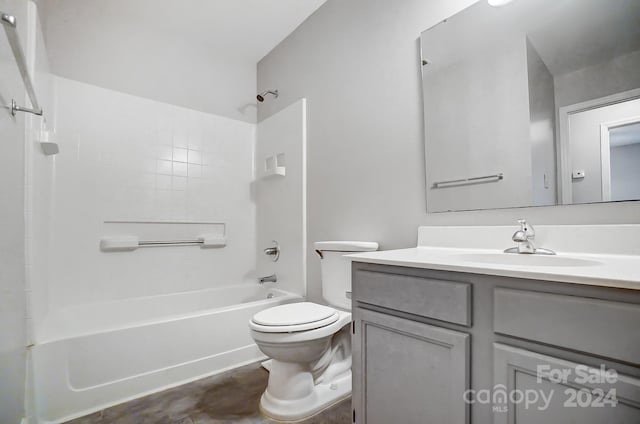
[1,12,43,117]
[432,173,504,189]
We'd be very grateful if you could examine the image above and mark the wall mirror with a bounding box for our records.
[420,0,640,212]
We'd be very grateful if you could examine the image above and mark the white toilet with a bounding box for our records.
[249,241,378,421]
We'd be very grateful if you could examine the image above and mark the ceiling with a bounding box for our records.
[41,0,327,63]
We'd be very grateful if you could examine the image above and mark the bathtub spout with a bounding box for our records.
[259,274,277,284]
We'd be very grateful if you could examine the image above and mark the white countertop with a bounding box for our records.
[347,247,640,291]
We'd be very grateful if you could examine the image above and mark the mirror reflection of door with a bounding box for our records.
[565,96,640,204]
[608,121,640,201]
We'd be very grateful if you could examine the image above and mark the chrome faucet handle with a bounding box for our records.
[517,219,535,238]
[505,219,555,255]
[263,240,280,262]
[512,230,527,243]
[510,219,536,253]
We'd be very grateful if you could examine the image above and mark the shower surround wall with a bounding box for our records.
[0,0,29,422]
[255,99,307,296]
[1,0,51,422]
[35,76,257,335]
[24,3,55,422]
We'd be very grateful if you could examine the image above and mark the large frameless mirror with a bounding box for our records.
[420,0,640,212]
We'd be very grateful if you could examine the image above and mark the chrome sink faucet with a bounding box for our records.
[258,274,277,284]
[504,219,555,255]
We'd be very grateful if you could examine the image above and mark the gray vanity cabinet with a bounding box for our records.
[352,261,640,424]
[352,307,470,424]
[493,344,640,424]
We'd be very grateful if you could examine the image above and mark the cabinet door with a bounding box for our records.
[493,343,640,424]
[353,308,470,424]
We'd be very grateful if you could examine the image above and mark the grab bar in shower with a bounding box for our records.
[1,12,43,117]
[100,236,227,251]
[432,173,504,189]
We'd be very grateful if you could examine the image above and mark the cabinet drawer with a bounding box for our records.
[494,288,640,364]
[353,269,471,326]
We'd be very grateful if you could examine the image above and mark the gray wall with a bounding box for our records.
[0,1,28,421]
[555,49,640,109]
[527,38,557,207]
[257,0,640,303]
[423,36,532,212]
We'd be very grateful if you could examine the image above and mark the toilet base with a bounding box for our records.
[251,312,353,421]
[259,369,351,422]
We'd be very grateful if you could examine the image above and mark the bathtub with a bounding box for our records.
[32,284,301,423]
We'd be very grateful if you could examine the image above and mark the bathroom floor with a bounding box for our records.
[65,362,352,424]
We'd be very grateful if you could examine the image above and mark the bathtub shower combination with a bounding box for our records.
[33,285,301,423]
[20,80,310,423]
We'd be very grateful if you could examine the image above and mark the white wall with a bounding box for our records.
[255,99,307,296]
[0,1,29,421]
[257,0,640,304]
[25,0,54,351]
[23,3,55,421]
[41,1,257,123]
[39,76,256,327]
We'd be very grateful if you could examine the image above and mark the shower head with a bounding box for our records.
[257,89,278,102]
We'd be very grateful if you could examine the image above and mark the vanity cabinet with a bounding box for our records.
[493,343,640,424]
[352,307,469,424]
[351,262,640,424]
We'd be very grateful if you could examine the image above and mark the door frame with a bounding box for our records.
[557,88,640,204]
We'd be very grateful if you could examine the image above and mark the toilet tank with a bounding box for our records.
[314,241,378,310]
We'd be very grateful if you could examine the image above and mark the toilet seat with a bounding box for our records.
[250,302,339,333]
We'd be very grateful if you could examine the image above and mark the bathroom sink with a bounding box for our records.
[450,253,602,267]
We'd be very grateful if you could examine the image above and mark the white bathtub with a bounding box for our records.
[32,284,301,423]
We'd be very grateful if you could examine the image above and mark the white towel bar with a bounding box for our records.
[432,173,503,189]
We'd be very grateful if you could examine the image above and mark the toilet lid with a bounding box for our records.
[250,302,339,333]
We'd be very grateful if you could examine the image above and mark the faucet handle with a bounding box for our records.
[517,219,534,237]
[263,240,280,262]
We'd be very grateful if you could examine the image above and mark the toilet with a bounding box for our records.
[249,241,378,421]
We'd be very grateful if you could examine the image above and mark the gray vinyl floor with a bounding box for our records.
[65,362,352,424]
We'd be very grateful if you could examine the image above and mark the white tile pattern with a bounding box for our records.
[36,77,257,332]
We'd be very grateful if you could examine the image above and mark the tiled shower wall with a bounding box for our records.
[34,76,256,335]
[24,6,54,422]
[0,0,29,422]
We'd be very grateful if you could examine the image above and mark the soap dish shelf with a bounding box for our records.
[263,166,286,178]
